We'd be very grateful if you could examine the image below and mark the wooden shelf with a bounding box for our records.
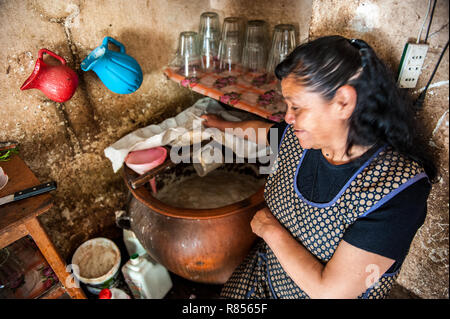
[164,67,286,122]
[39,282,68,299]
[0,154,86,299]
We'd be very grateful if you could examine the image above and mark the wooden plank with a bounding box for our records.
[39,282,68,299]
[24,217,86,299]
[0,154,54,233]
[0,223,29,249]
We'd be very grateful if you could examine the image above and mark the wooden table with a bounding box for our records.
[0,154,86,299]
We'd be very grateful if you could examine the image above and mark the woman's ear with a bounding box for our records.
[332,85,357,120]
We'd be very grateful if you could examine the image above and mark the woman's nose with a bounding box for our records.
[285,111,295,124]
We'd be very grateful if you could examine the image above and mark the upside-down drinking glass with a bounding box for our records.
[218,17,243,74]
[241,20,269,74]
[199,12,221,72]
[266,24,296,80]
[171,31,202,77]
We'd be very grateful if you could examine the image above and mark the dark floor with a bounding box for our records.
[165,273,223,299]
[75,235,419,300]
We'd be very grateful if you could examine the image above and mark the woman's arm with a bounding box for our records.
[201,114,274,145]
[251,207,395,299]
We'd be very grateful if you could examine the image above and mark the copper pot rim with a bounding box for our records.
[123,165,266,219]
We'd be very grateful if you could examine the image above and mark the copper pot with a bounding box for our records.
[122,163,265,284]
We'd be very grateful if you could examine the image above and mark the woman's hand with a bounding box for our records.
[200,114,226,129]
[200,115,274,145]
[250,207,281,239]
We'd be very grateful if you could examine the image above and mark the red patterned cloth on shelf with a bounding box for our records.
[164,67,286,122]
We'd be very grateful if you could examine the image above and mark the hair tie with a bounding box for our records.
[349,38,369,67]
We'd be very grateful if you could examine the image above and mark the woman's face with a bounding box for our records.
[281,76,344,150]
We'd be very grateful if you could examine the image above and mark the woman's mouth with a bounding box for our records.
[294,129,307,140]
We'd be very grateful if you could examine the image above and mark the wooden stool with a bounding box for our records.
[0,154,86,299]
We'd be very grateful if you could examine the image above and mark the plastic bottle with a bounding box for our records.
[121,253,173,299]
[123,229,147,257]
[98,288,131,299]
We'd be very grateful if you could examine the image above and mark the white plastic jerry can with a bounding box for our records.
[123,229,147,257]
[121,253,173,299]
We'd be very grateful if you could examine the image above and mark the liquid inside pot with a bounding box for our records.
[152,164,266,209]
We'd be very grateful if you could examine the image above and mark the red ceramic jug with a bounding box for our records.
[20,49,78,103]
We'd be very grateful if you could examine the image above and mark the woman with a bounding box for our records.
[201,35,436,299]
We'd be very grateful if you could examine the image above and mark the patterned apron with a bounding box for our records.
[221,124,428,299]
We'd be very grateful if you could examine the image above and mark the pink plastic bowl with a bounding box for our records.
[125,147,167,175]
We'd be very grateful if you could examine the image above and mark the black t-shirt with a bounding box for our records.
[267,121,431,273]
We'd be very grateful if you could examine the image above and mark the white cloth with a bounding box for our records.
[104,97,270,173]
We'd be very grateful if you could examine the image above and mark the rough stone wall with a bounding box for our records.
[309,0,449,299]
[1,0,447,299]
[0,0,312,263]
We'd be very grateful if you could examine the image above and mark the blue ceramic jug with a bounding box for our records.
[81,37,143,94]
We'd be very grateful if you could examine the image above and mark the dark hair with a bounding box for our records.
[275,35,437,181]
